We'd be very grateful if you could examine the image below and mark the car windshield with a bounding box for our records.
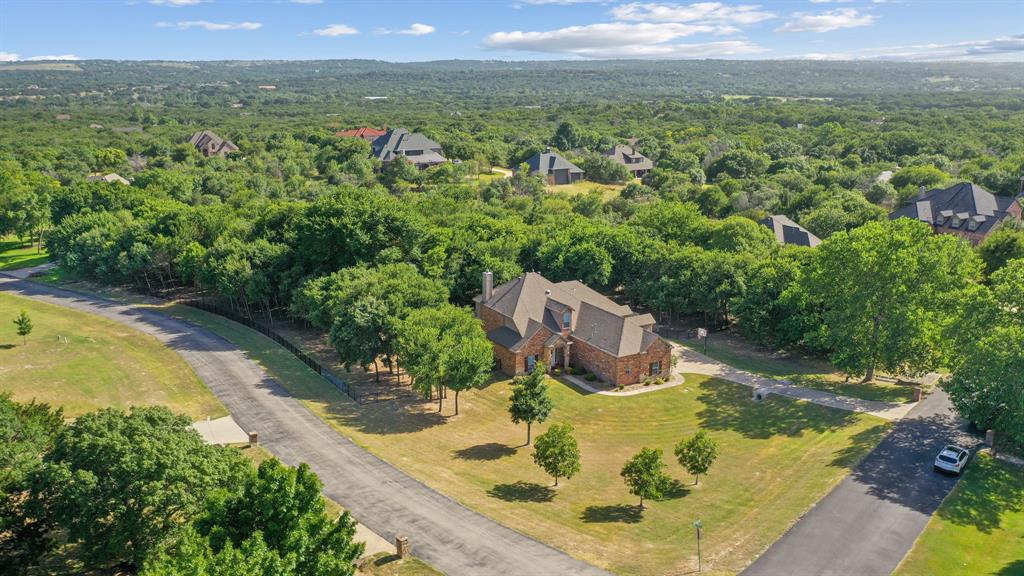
[938,454,958,464]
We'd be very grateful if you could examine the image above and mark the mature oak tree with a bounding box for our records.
[802,218,981,382]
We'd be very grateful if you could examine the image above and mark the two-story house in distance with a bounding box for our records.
[474,271,672,386]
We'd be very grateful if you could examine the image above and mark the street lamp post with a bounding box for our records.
[693,519,703,573]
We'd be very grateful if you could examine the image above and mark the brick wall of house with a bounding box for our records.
[611,339,673,385]
[570,336,673,386]
[479,307,506,332]
[570,338,618,383]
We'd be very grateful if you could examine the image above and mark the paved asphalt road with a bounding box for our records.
[742,387,979,576]
[0,276,609,576]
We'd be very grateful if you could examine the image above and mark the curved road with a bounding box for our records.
[0,275,609,576]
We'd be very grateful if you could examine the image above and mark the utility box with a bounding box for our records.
[248,431,259,447]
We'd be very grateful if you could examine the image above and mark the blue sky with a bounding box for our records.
[2,1,1022,62]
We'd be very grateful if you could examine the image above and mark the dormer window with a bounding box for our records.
[562,310,572,329]
[951,216,961,228]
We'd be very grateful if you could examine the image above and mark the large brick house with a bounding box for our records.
[474,272,672,386]
[522,150,584,185]
[889,182,1023,245]
[604,144,654,178]
[188,130,238,158]
[370,128,447,169]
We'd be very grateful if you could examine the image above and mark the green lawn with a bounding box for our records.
[896,454,1024,576]
[358,553,442,576]
[0,237,49,271]
[157,303,890,576]
[675,338,918,404]
[0,291,225,420]
[547,179,626,200]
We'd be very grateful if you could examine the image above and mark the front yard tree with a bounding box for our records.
[508,363,552,445]
[14,309,33,345]
[674,430,720,485]
[27,406,247,571]
[398,305,492,414]
[803,218,980,382]
[532,423,581,486]
[946,259,1024,446]
[621,447,671,509]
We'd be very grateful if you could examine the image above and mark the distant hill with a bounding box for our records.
[1,59,1022,103]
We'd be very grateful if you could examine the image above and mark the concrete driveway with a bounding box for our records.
[742,388,979,576]
[0,275,609,576]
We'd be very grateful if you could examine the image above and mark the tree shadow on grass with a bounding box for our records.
[995,559,1024,576]
[0,343,15,350]
[580,504,643,524]
[696,379,859,439]
[453,442,517,461]
[829,423,892,469]
[936,456,1024,534]
[655,479,691,501]
[487,481,555,503]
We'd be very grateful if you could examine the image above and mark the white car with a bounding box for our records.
[934,445,970,475]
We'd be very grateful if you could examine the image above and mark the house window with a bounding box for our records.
[526,355,538,372]
[625,367,631,375]
[493,357,502,371]
[562,310,572,329]
[649,361,662,376]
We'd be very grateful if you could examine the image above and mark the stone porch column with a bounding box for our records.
[563,341,572,369]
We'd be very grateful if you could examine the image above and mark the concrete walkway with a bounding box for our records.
[0,275,609,576]
[191,415,250,445]
[561,372,687,396]
[672,345,916,421]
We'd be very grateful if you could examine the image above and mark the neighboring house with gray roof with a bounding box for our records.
[889,181,1023,245]
[522,150,584,185]
[189,130,238,158]
[760,214,821,248]
[474,271,671,386]
[370,128,447,169]
[604,144,654,178]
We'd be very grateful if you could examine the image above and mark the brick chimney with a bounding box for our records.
[918,185,927,199]
[482,271,493,302]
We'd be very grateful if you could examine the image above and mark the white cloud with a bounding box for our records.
[485,22,766,58]
[798,33,1024,61]
[148,0,202,5]
[612,2,776,25]
[25,54,80,61]
[0,52,81,61]
[159,20,262,31]
[776,8,876,33]
[398,23,436,36]
[312,23,359,36]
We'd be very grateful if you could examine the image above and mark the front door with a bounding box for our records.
[551,347,562,369]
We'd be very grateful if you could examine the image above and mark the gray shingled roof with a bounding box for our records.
[759,215,821,248]
[604,144,654,171]
[889,182,1021,237]
[478,272,662,358]
[524,151,583,176]
[370,128,445,162]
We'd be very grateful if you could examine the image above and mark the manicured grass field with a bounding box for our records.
[895,454,1024,576]
[0,291,225,419]
[0,237,49,271]
[160,303,890,576]
[675,338,918,404]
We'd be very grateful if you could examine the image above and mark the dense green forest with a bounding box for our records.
[2,59,1023,446]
